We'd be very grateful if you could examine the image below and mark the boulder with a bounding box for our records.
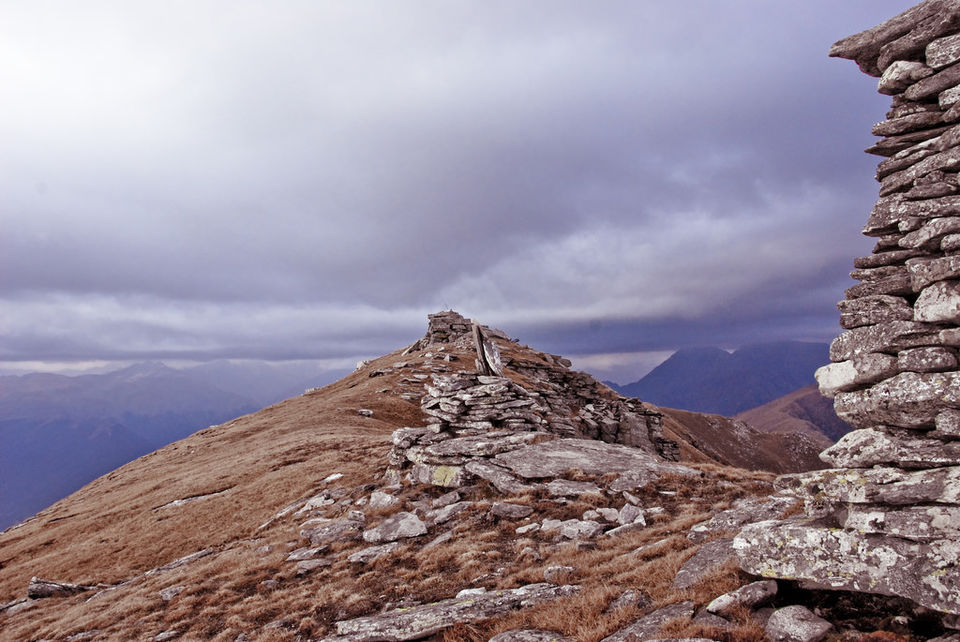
[815,353,899,396]
[735,521,960,615]
[765,605,833,642]
[362,512,427,543]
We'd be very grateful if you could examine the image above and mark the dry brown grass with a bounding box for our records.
[0,339,788,641]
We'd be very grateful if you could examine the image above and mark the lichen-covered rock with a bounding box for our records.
[777,465,960,505]
[843,504,960,540]
[898,345,959,372]
[735,521,960,615]
[765,605,833,642]
[815,353,899,397]
[688,495,797,542]
[332,583,580,640]
[833,371,960,428]
[820,427,960,467]
[829,321,942,362]
[916,279,960,323]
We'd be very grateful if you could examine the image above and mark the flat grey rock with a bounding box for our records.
[671,539,735,590]
[494,438,694,480]
[333,583,579,640]
[600,601,696,642]
[362,512,427,543]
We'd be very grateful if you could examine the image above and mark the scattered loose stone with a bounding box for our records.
[600,601,696,642]
[542,565,576,583]
[362,511,427,543]
[348,542,400,564]
[296,558,333,576]
[706,580,778,617]
[368,490,399,510]
[492,501,534,520]
[159,585,184,602]
[606,589,653,612]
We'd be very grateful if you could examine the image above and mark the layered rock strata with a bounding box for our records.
[737,0,960,616]
[387,311,677,490]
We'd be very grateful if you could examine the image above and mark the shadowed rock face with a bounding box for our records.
[738,0,960,616]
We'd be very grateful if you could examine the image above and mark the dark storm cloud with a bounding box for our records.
[0,1,915,369]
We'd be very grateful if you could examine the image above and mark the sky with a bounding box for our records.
[0,1,918,384]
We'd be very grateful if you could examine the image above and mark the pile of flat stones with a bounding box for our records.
[386,310,679,491]
[738,0,960,620]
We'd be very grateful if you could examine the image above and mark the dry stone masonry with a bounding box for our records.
[387,311,678,491]
[737,0,960,617]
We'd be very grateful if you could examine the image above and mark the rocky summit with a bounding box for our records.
[737,0,960,623]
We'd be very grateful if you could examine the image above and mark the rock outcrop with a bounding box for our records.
[738,0,960,617]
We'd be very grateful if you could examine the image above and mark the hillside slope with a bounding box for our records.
[736,384,852,448]
[0,314,839,640]
[0,364,260,529]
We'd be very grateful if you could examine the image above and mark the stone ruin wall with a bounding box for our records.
[736,0,960,618]
[387,310,677,489]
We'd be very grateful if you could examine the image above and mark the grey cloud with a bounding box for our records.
[0,1,916,366]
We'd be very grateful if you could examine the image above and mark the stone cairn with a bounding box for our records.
[736,0,960,618]
[387,311,676,490]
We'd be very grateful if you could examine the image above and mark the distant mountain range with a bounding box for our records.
[608,341,830,416]
[0,361,346,530]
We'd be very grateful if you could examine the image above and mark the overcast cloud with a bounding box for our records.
[0,1,915,382]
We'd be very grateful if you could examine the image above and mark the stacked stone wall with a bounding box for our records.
[736,0,960,617]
